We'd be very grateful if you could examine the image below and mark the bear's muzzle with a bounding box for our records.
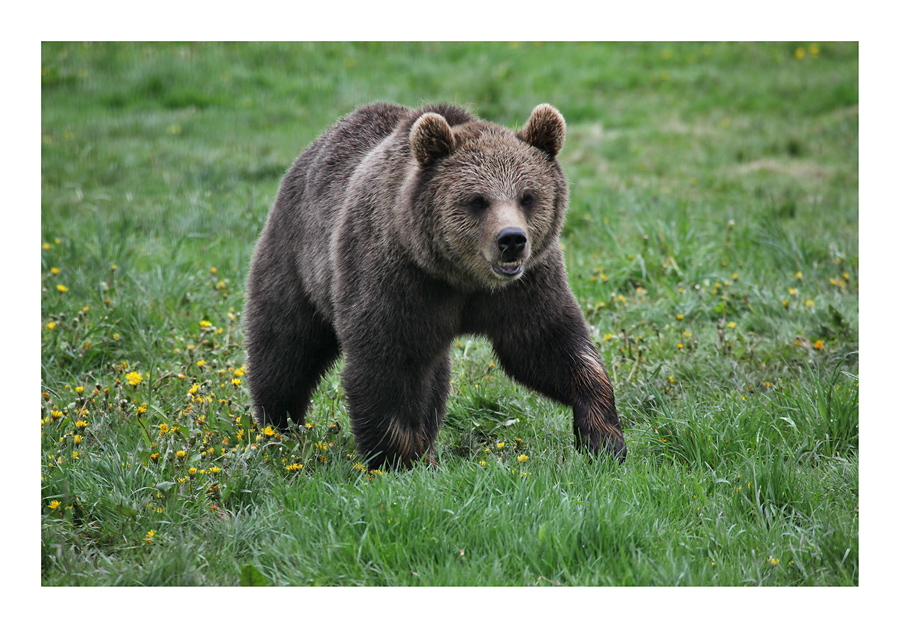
[492,227,527,277]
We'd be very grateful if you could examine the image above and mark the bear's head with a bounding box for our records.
[405,104,569,290]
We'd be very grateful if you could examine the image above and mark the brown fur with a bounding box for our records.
[244,103,625,468]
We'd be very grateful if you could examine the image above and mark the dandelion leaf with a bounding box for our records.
[239,564,268,586]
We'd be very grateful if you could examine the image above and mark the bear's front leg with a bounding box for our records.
[483,276,626,463]
[494,336,626,463]
[569,349,627,462]
[341,349,451,469]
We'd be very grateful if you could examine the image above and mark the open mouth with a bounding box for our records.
[492,259,524,277]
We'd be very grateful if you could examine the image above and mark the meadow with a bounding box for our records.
[40,42,858,586]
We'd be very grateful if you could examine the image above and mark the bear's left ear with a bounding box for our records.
[410,112,455,167]
[519,104,566,158]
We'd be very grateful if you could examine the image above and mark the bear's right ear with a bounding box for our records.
[410,112,455,167]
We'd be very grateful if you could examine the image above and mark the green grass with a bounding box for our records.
[41,42,858,586]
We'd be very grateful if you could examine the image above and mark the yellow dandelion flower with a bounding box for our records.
[794,271,803,280]
[158,423,169,434]
[676,314,684,321]
[50,500,61,510]
[56,284,69,293]
[125,371,143,387]
[517,454,529,463]
[727,321,736,329]
[144,530,155,543]
[176,450,186,459]
[196,359,207,368]
[263,425,276,437]
[43,242,52,250]
[46,321,56,330]
[50,267,60,275]
[814,339,824,350]
[496,442,505,450]
[805,299,815,308]
[603,333,613,341]
[188,467,197,477]
[788,288,798,296]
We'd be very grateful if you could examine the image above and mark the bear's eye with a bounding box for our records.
[467,194,489,211]
[520,191,536,208]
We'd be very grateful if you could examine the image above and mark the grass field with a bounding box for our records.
[40,42,858,587]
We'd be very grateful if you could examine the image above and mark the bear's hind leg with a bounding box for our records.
[245,293,340,431]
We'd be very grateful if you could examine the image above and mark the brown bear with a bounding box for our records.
[244,102,625,468]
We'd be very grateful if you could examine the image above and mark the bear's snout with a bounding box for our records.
[492,227,528,277]
[497,227,527,259]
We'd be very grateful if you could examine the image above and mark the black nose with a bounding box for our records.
[497,228,527,257]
